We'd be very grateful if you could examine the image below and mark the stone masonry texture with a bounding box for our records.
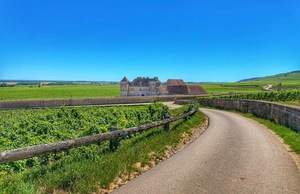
[198,99,300,133]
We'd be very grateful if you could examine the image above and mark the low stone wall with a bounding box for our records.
[174,99,193,105]
[0,95,205,110]
[199,99,300,133]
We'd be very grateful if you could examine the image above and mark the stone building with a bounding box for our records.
[120,76,208,97]
[120,76,168,97]
[165,79,208,95]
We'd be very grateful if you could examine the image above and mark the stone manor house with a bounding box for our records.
[120,76,207,97]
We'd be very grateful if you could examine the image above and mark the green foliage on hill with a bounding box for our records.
[241,70,300,82]
[238,70,300,90]
[200,71,299,95]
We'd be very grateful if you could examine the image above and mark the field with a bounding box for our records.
[1,83,298,101]
[238,70,300,90]
[200,71,300,96]
[0,83,263,100]
[200,83,262,95]
[0,85,120,100]
[200,71,300,106]
[0,71,299,100]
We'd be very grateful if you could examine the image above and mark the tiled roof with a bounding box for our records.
[120,76,130,82]
[187,85,208,95]
[130,77,160,87]
[165,79,186,86]
[157,85,168,95]
[167,85,189,95]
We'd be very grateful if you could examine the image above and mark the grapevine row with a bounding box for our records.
[0,103,169,173]
[222,90,300,102]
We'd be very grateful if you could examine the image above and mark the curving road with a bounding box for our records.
[113,108,300,194]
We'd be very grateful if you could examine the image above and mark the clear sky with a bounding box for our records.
[0,0,299,82]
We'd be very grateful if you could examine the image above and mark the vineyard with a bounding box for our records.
[0,103,205,193]
[223,90,300,102]
[0,103,168,173]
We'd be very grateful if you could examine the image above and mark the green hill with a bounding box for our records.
[239,70,300,82]
[238,70,300,90]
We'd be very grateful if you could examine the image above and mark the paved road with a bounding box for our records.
[113,108,300,194]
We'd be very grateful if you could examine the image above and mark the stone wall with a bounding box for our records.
[198,99,300,133]
[0,95,205,110]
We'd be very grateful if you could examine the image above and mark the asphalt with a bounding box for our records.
[113,108,300,194]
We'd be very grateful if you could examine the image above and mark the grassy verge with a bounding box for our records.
[280,101,300,107]
[0,106,206,194]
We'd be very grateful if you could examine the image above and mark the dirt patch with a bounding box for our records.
[162,101,183,109]
[98,116,209,194]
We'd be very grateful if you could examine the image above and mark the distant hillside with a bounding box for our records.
[238,70,300,83]
[238,77,261,82]
[238,70,300,90]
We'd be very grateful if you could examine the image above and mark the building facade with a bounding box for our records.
[120,76,168,97]
[120,76,208,97]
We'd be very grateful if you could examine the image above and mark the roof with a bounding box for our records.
[165,79,186,86]
[187,85,208,95]
[167,85,189,95]
[157,84,168,95]
[130,77,160,87]
[120,76,130,82]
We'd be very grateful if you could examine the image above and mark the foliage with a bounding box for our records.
[0,103,168,173]
[0,105,205,194]
[187,100,200,111]
[223,90,300,102]
[198,90,300,106]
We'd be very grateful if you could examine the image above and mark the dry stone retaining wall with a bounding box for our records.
[199,99,300,133]
[0,95,203,110]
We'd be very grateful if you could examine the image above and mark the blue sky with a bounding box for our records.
[0,0,299,82]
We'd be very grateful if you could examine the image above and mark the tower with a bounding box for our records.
[120,76,130,97]
[148,77,159,96]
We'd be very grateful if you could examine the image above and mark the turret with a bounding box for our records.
[120,76,130,97]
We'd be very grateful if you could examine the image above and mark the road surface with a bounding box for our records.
[113,108,300,194]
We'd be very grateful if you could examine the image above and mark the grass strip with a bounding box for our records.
[0,106,206,194]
